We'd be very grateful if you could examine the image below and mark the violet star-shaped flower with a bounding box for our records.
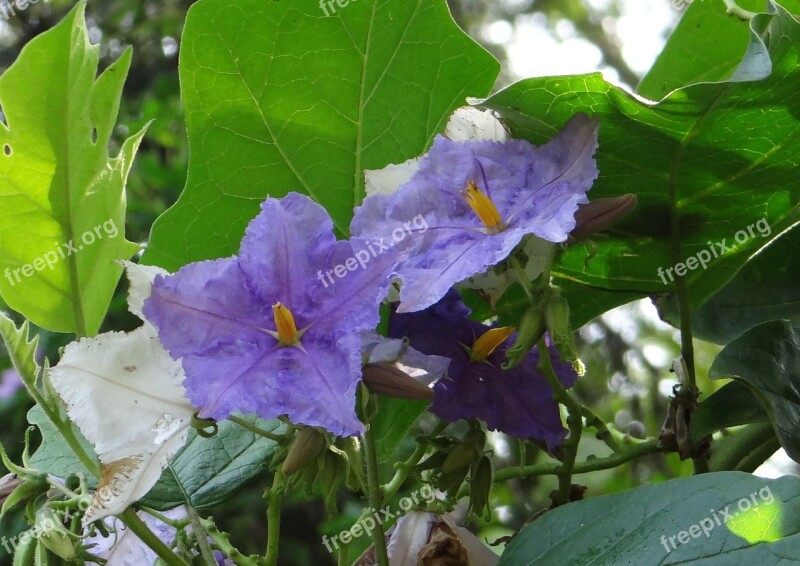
[352,113,599,313]
[388,290,578,449]
[143,193,398,437]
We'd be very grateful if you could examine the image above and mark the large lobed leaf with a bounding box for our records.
[143,0,499,270]
[0,2,143,335]
[500,472,800,565]
[482,0,800,323]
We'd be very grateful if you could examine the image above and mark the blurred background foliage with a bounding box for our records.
[0,1,794,564]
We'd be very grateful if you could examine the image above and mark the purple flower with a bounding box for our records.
[352,114,599,313]
[144,193,398,436]
[388,290,578,449]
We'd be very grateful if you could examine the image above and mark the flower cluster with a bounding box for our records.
[50,107,600,520]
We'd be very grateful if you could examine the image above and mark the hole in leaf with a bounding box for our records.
[91,127,98,144]
[3,145,10,156]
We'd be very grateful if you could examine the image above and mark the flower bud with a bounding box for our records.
[361,363,434,400]
[570,194,637,241]
[503,304,546,369]
[442,442,479,475]
[282,427,326,476]
[1,474,48,518]
[35,507,76,561]
[546,295,585,375]
[469,456,493,519]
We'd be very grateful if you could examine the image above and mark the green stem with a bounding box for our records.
[668,144,707,474]
[202,519,259,566]
[229,415,288,442]
[581,405,622,452]
[186,505,217,566]
[362,424,389,566]
[382,420,448,499]
[538,338,582,505]
[120,509,188,566]
[722,0,758,19]
[264,471,284,566]
[511,257,535,301]
[493,439,664,482]
[138,506,192,529]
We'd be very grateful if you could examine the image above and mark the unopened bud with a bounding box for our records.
[35,507,75,561]
[362,363,434,400]
[503,304,546,369]
[570,194,637,241]
[469,456,493,518]
[545,295,584,375]
[1,474,48,518]
[11,532,36,566]
[282,428,326,476]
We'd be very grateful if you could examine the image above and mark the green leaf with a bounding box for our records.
[689,226,800,344]
[690,380,768,440]
[0,2,143,335]
[141,415,283,510]
[482,0,800,324]
[371,397,429,464]
[710,320,800,462]
[144,0,499,270]
[0,312,39,389]
[499,472,800,565]
[27,404,94,481]
[637,0,767,100]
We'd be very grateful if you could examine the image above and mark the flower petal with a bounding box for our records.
[444,106,509,142]
[121,260,169,322]
[50,326,194,523]
[365,157,421,197]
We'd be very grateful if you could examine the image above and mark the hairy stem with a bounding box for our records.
[494,439,664,482]
[363,424,389,566]
[264,471,284,566]
[120,509,188,566]
[538,338,583,504]
[229,415,288,442]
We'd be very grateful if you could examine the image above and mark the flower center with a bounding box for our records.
[470,326,515,362]
[272,302,300,346]
[463,181,503,233]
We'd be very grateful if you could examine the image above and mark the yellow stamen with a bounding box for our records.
[470,326,515,362]
[463,181,503,233]
[272,302,300,345]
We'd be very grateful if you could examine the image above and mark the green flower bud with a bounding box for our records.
[12,531,36,566]
[468,456,493,519]
[503,303,546,369]
[281,427,326,476]
[1,474,48,518]
[546,294,585,375]
[35,507,75,561]
[361,363,433,400]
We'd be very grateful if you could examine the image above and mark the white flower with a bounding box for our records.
[50,262,194,524]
